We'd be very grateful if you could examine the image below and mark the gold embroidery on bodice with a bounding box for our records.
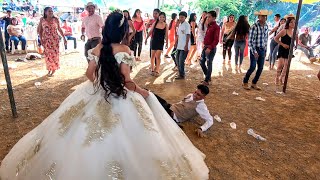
[58,100,87,135]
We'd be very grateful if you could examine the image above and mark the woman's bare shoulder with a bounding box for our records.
[112,44,131,55]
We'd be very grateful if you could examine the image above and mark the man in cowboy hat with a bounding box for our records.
[243,10,272,90]
[81,2,104,62]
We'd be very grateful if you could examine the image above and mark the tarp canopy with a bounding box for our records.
[281,0,319,4]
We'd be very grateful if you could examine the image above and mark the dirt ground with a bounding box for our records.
[0,45,319,179]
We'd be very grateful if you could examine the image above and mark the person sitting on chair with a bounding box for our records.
[7,17,26,53]
[297,27,317,63]
[154,84,214,137]
[61,20,77,50]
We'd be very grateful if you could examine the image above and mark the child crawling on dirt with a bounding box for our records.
[154,84,214,138]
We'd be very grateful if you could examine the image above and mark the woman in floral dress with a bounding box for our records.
[38,7,66,77]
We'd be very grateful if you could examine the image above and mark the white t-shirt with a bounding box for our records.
[7,25,23,36]
[177,21,191,50]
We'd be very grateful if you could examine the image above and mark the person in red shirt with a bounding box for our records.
[200,11,220,86]
[61,20,77,50]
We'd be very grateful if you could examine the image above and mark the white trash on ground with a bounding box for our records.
[255,97,266,101]
[262,83,269,86]
[247,128,266,141]
[34,82,41,88]
[232,91,239,96]
[214,115,222,122]
[230,122,237,129]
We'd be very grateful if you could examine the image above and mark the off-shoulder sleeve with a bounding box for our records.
[114,52,136,67]
[87,49,99,64]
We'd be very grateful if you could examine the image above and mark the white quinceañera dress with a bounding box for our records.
[0,52,209,180]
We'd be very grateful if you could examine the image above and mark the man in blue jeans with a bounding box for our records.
[174,11,190,79]
[243,10,271,90]
[200,11,220,85]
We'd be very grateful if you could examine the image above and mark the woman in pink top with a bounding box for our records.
[131,9,145,61]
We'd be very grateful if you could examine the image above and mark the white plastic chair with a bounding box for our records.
[24,26,38,52]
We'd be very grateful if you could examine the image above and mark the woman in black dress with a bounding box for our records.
[274,18,296,85]
[145,12,168,77]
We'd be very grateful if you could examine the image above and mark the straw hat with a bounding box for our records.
[85,2,97,10]
[284,14,295,19]
[254,10,273,16]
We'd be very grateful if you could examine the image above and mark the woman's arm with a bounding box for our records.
[191,21,196,42]
[86,60,97,82]
[220,23,225,43]
[269,26,278,35]
[56,18,66,42]
[274,29,288,49]
[128,20,136,43]
[37,18,43,43]
[145,22,155,44]
[165,23,168,48]
[7,25,13,36]
[121,63,149,98]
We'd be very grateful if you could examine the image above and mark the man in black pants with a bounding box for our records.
[154,84,214,138]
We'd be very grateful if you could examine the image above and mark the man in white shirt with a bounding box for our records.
[154,84,214,138]
[174,11,191,79]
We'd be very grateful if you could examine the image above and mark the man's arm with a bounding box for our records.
[184,23,191,50]
[196,102,213,132]
[248,24,257,54]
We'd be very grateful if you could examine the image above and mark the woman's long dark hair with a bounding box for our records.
[123,10,131,21]
[154,12,166,28]
[95,11,129,100]
[234,15,250,38]
[169,13,177,30]
[132,9,141,19]
[201,17,207,31]
[285,18,294,29]
[188,13,196,24]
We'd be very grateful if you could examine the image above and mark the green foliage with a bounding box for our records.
[108,6,116,11]
[160,4,181,16]
[193,0,319,29]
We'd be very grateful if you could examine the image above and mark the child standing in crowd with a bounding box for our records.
[174,11,190,79]
[145,12,168,77]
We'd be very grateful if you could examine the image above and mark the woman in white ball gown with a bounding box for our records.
[0,11,209,180]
